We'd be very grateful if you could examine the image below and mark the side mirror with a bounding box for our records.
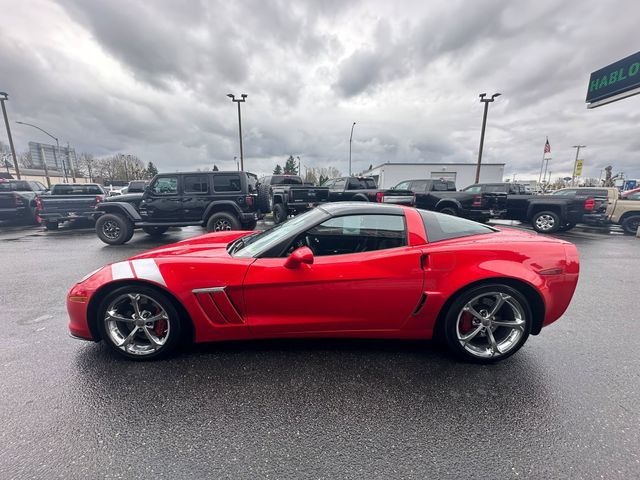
[284,246,314,269]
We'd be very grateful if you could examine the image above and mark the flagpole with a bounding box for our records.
[538,137,547,187]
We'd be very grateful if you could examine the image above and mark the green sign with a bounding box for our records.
[586,51,640,107]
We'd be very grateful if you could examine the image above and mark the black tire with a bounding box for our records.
[438,206,458,216]
[273,203,287,224]
[142,226,169,236]
[443,284,532,364]
[242,219,258,231]
[621,215,640,235]
[96,285,183,361]
[206,212,241,232]
[558,222,576,232]
[96,213,134,245]
[44,221,59,230]
[257,184,272,213]
[531,210,560,234]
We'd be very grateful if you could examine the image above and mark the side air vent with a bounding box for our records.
[412,293,428,316]
[193,287,245,325]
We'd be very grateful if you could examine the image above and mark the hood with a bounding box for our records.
[105,193,144,203]
[130,230,255,260]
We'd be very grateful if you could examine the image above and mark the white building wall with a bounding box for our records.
[363,163,505,190]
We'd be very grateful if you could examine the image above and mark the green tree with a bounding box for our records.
[318,174,328,185]
[283,155,298,175]
[213,164,219,171]
[273,164,283,175]
[146,161,159,178]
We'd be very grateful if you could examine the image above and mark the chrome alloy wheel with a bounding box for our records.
[102,220,121,240]
[535,214,556,232]
[213,218,232,231]
[104,293,170,356]
[455,292,527,359]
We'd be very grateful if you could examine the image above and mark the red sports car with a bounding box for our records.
[67,203,579,363]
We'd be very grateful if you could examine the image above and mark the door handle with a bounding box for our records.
[420,254,428,269]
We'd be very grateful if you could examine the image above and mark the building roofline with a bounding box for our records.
[365,162,505,171]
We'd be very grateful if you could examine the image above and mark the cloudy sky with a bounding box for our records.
[1,0,639,180]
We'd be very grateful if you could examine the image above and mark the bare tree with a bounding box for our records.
[77,153,97,181]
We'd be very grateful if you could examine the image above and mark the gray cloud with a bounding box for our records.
[0,0,638,181]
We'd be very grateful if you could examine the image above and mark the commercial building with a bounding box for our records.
[361,162,505,189]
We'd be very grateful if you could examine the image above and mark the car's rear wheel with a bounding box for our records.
[142,226,169,236]
[273,203,287,224]
[621,215,640,235]
[97,286,182,360]
[531,211,560,233]
[443,284,532,363]
[206,212,241,232]
[96,213,134,245]
[438,206,458,216]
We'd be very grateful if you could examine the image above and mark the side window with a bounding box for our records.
[332,178,347,191]
[292,214,407,257]
[213,174,241,192]
[184,175,209,194]
[627,192,640,201]
[347,178,361,190]
[395,181,411,190]
[323,179,334,188]
[464,185,482,193]
[150,176,178,195]
[420,210,495,243]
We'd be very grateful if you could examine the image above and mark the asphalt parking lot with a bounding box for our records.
[0,221,638,479]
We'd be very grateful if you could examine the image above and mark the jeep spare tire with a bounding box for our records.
[257,184,272,214]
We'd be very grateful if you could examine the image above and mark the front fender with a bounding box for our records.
[97,201,142,221]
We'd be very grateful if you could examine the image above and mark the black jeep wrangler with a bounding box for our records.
[94,171,262,245]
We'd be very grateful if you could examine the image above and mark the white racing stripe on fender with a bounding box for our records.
[111,261,134,280]
[131,259,166,286]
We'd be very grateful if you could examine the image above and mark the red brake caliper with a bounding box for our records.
[154,318,168,337]
[459,311,474,334]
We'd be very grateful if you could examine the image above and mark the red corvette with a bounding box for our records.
[67,203,579,363]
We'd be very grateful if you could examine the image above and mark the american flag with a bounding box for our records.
[544,138,551,154]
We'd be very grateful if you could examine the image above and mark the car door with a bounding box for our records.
[140,175,182,222]
[182,174,211,222]
[243,213,424,335]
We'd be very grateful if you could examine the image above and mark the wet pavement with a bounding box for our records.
[0,221,639,479]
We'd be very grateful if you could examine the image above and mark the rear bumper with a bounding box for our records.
[240,211,263,222]
[383,195,414,205]
[39,211,97,222]
[461,209,497,220]
[582,213,608,225]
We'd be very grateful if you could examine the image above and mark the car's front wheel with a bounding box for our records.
[443,284,532,363]
[96,213,134,245]
[273,203,287,224]
[97,286,183,360]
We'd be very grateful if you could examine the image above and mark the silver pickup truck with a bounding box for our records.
[36,183,106,230]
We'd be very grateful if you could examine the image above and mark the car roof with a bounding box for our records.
[318,202,405,216]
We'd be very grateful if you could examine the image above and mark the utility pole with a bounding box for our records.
[0,92,20,179]
[227,94,247,171]
[349,122,356,176]
[571,145,586,186]
[475,93,501,183]
[297,156,302,177]
[542,157,550,190]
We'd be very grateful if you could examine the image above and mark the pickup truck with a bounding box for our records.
[36,183,106,230]
[0,179,47,224]
[552,187,640,234]
[257,175,329,224]
[94,171,262,245]
[394,179,499,222]
[324,176,414,205]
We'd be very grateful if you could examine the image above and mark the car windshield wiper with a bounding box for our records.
[229,232,259,255]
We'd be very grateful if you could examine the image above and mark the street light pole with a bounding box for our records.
[227,94,247,171]
[571,145,586,186]
[16,120,67,183]
[349,122,356,176]
[475,93,501,184]
[0,92,20,179]
[297,156,302,178]
[543,157,551,191]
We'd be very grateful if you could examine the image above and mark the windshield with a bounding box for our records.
[271,176,303,185]
[232,208,327,257]
[0,181,31,191]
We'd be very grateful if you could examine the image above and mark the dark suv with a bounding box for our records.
[95,171,262,245]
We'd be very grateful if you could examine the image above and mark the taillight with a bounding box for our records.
[376,192,384,203]
[585,198,595,211]
[14,194,25,207]
[245,195,254,207]
[34,196,43,211]
[472,194,482,207]
[95,195,102,205]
